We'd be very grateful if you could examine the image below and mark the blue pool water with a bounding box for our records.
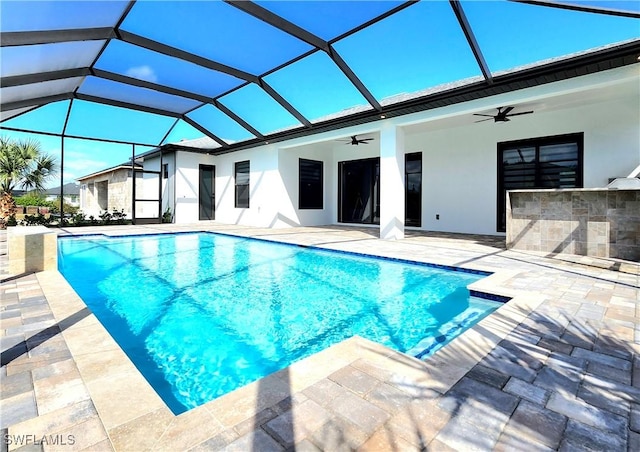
[58,232,501,414]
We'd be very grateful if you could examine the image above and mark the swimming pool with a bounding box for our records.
[58,232,501,414]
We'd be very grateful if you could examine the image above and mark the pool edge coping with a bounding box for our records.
[30,268,543,451]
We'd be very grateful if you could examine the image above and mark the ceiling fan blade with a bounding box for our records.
[361,138,374,141]
[501,106,514,116]
[474,118,493,123]
[506,111,534,117]
[473,113,495,117]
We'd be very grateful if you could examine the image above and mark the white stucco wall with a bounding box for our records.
[212,146,284,227]
[277,146,333,227]
[160,66,638,235]
[403,91,639,235]
[173,151,215,223]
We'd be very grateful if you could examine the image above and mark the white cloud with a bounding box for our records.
[125,65,158,83]
[59,159,108,184]
[60,146,131,183]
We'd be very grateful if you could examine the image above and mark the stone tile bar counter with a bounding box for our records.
[506,189,639,261]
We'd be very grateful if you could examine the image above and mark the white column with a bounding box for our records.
[379,124,405,240]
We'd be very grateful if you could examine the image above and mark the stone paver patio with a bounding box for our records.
[1,224,639,451]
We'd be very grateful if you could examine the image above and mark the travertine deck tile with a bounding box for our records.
[1,391,37,429]
[46,417,109,452]
[503,400,567,449]
[2,225,638,451]
[32,371,90,415]
[151,405,225,452]
[107,407,174,452]
[224,428,283,452]
[301,379,349,408]
[0,367,33,399]
[328,365,379,396]
[208,373,291,428]
[577,382,629,416]
[363,381,411,414]
[232,407,277,437]
[560,418,626,451]
[8,400,99,444]
[494,427,556,452]
[84,371,166,431]
[384,398,449,448]
[435,413,506,451]
[326,390,390,434]
[309,418,368,450]
[503,377,550,405]
[188,428,239,451]
[358,426,416,451]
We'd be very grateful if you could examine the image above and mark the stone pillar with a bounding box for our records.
[8,226,58,275]
[379,124,405,240]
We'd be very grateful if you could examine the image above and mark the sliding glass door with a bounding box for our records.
[338,158,380,224]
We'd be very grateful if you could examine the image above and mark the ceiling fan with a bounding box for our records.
[473,106,534,123]
[339,135,374,145]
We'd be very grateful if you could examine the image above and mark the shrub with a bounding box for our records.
[111,208,127,225]
[71,211,86,225]
[99,210,112,225]
[14,193,56,209]
[51,198,78,215]
[21,213,52,226]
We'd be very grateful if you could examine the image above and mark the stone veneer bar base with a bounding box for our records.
[507,188,640,261]
[7,226,58,275]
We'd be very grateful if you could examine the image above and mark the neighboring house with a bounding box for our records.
[77,163,141,219]
[137,137,215,224]
[140,64,639,238]
[42,183,80,207]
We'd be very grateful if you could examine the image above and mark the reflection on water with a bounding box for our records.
[58,233,499,413]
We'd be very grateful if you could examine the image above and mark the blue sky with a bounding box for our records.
[1,0,638,188]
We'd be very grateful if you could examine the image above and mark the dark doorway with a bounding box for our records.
[338,158,380,224]
[405,152,422,227]
[199,164,215,220]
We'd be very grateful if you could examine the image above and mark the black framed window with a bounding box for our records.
[162,163,168,179]
[299,159,323,209]
[497,133,583,232]
[234,160,250,208]
[405,152,422,227]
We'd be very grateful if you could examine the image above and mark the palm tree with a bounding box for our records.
[0,136,57,193]
[0,136,58,227]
